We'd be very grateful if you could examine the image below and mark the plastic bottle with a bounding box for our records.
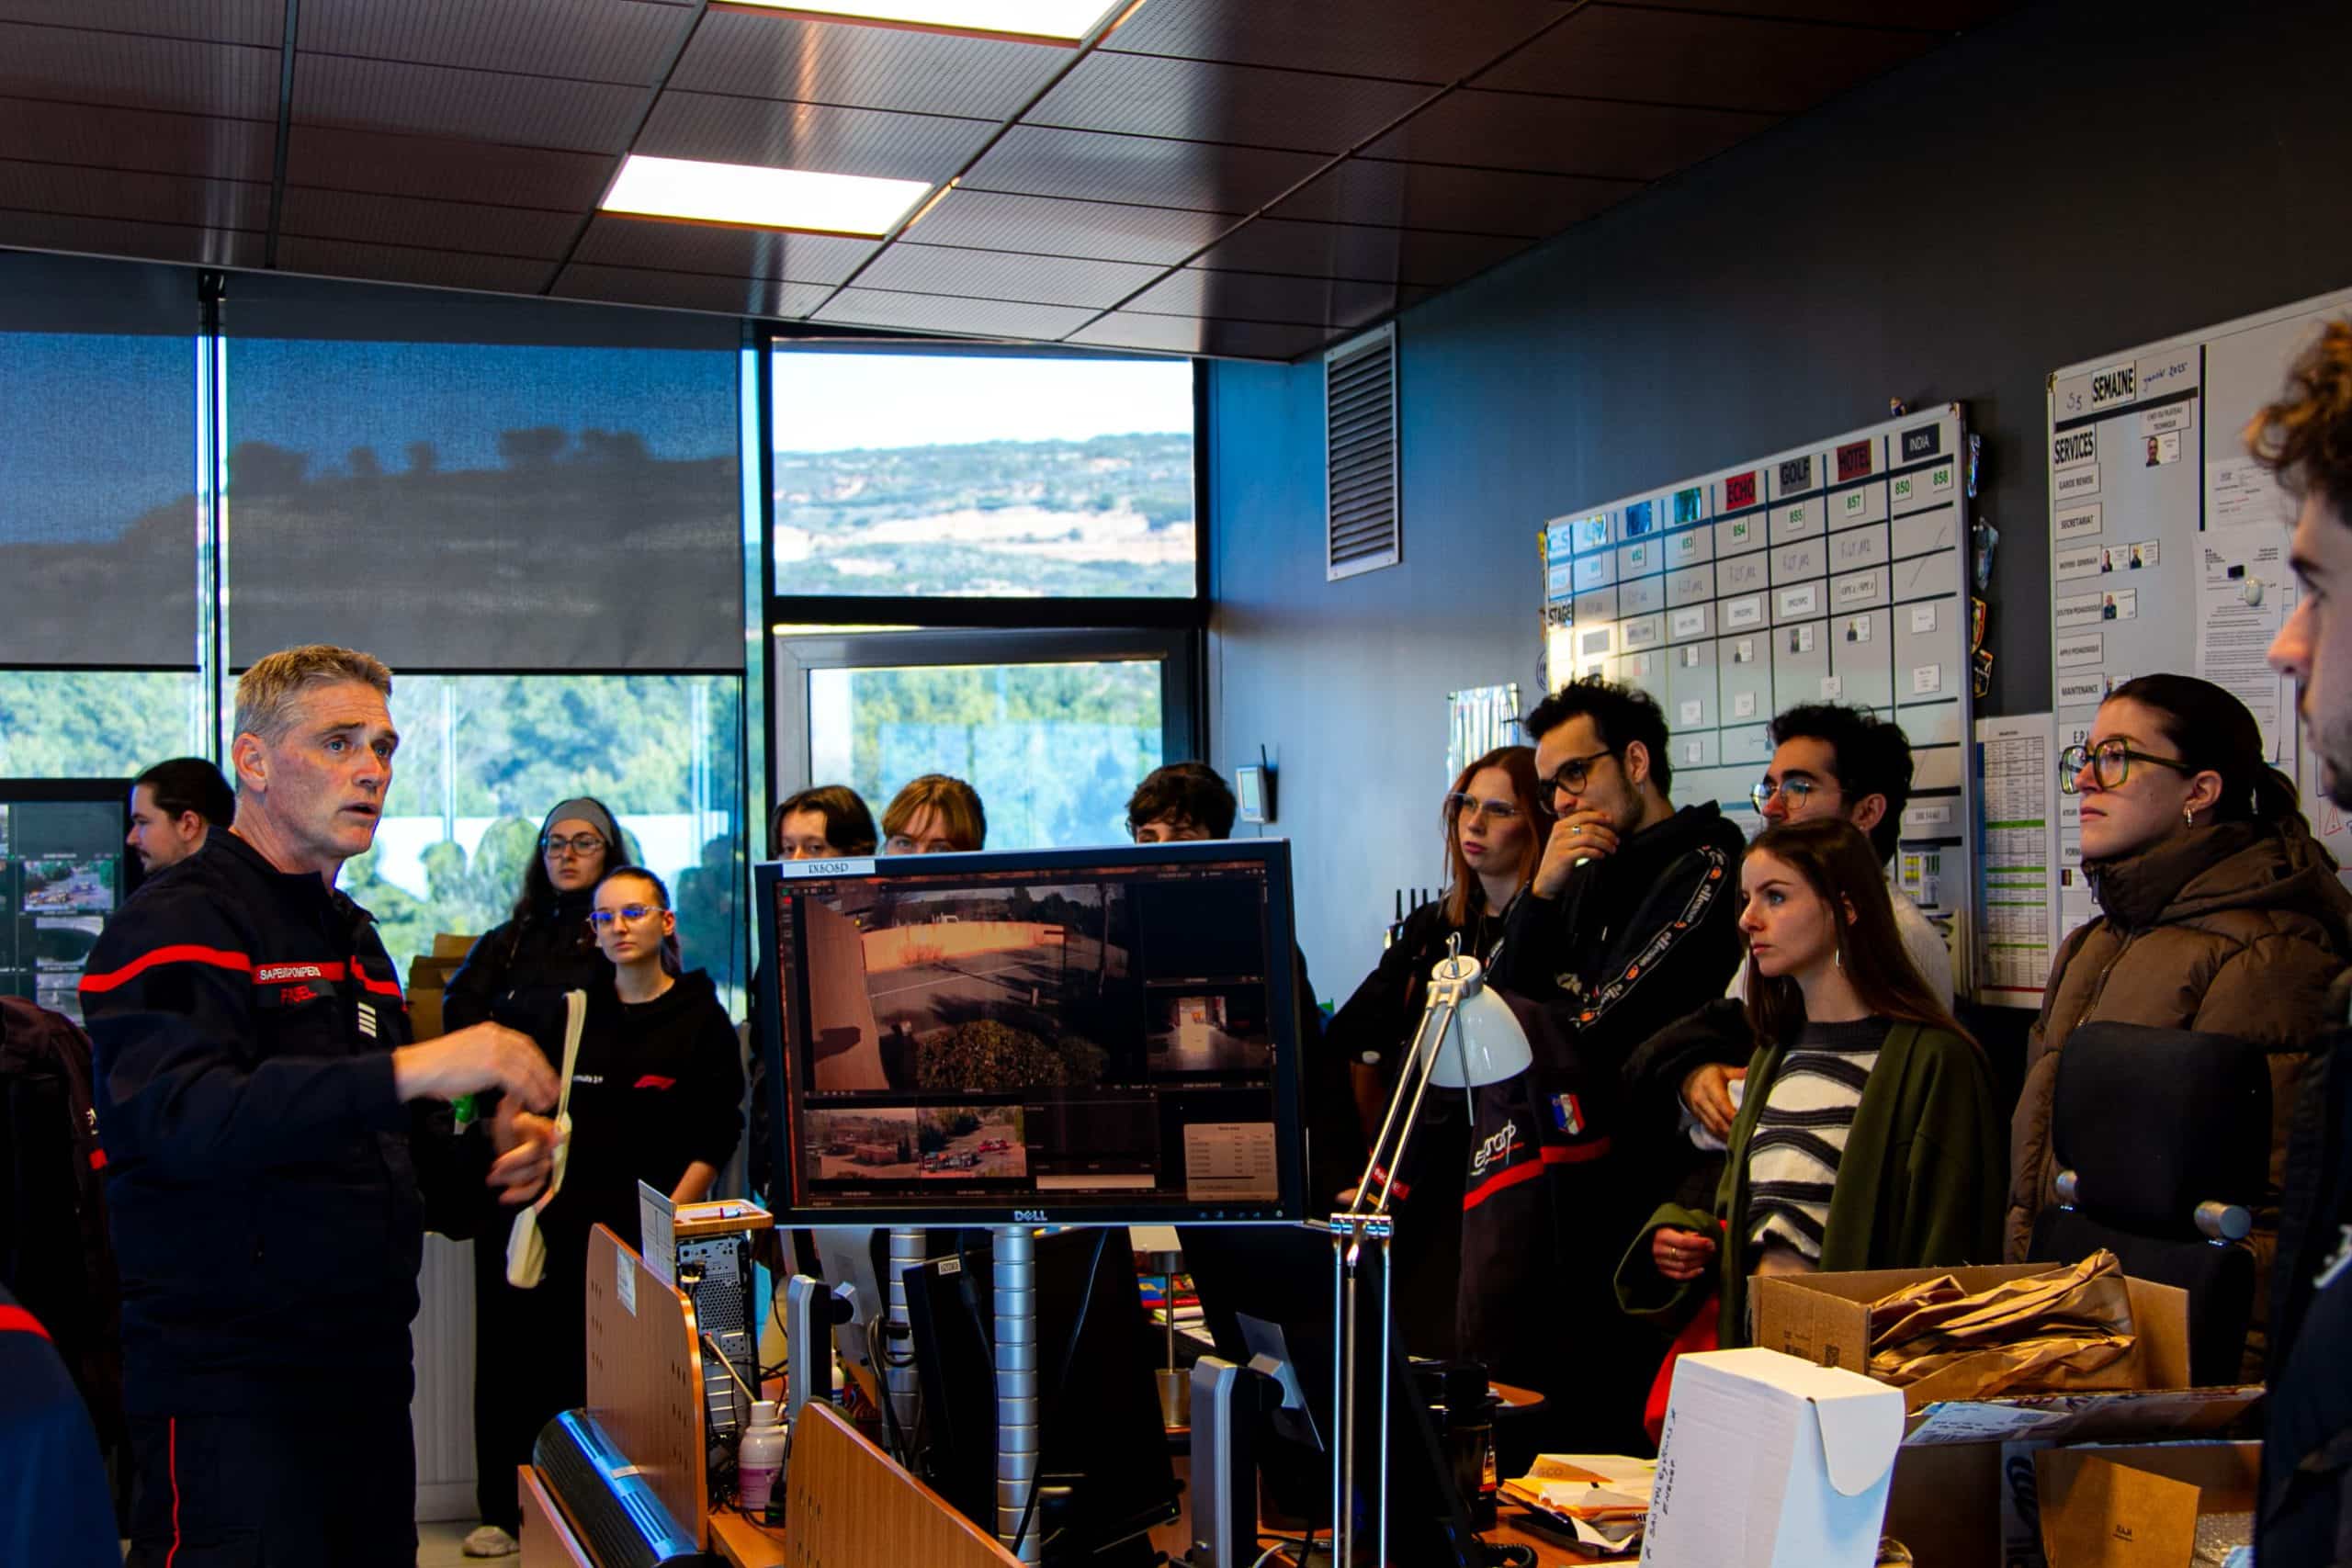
[737,1400,786,1517]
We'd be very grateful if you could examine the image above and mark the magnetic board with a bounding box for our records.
[1539,404,1975,991]
[2046,283,2352,962]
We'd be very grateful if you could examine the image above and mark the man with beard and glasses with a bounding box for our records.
[2260,318,2352,1567]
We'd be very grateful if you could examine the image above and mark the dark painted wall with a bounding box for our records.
[1209,0,2352,1001]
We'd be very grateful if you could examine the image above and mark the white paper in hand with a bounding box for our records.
[506,989,587,1290]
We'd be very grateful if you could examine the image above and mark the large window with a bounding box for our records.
[338,673,746,1002]
[808,658,1163,849]
[0,672,203,779]
[770,349,1197,601]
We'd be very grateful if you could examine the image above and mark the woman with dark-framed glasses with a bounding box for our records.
[469,866,743,1559]
[2010,673,2352,1377]
[447,796,639,1560]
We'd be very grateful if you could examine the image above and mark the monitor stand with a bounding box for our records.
[994,1224,1042,1565]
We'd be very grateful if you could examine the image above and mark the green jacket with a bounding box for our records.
[1614,1021,2004,1348]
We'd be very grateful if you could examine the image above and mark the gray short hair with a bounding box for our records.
[232,644,394,748]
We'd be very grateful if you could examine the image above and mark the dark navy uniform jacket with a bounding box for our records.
[81,829,487,1413]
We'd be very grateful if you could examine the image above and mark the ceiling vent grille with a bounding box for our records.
[1325,323,1398,581]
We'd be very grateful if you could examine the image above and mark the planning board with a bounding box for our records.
[1539,404,1975,991]
[2044,283,2352,974]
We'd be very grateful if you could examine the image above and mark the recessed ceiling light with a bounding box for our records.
[601,155,933,237]
[717,0,1136,45]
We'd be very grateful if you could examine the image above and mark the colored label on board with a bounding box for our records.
[1836,440,1874,482]
[1900,423,1942,462]
[1723,471,1758,511]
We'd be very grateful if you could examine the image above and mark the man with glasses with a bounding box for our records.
[1473,676,1743,1449]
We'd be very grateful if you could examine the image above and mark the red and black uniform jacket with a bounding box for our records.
[79,829,488,1415]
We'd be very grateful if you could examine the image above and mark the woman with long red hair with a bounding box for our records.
[1616,817,2001,1348]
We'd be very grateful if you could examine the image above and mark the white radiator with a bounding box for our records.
[412,1232,480,1522]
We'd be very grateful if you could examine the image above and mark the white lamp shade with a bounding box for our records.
[1428,984,1533,1089]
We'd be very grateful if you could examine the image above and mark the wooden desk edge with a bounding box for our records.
[710,1506,790,1568]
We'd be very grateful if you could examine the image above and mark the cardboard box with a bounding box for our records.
[402,933,479,1043]
[2035,1442,2258,1567]
[1643,1348,1903,1568]
[1755,1267,2264,1568]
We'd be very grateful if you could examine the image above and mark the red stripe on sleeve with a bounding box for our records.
[1541,1138,1614,1167]
[1461,1158,1544,1213]
[79,944,254,994]
[0,1304,52,1341]
[354,969,403,998]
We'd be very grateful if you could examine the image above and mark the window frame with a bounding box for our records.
[768,625,1203,824]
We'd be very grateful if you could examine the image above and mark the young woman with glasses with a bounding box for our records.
[471,866,744,1559]
[447,796,637,1559]
[2012,673,2352,1376]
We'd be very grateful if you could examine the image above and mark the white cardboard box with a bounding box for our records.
[1642,1348,1904,1568]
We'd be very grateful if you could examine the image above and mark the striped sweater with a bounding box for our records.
[1743,1017,1892,1262]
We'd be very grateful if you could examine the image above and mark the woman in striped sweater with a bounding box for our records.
[1616,817,2003,1348]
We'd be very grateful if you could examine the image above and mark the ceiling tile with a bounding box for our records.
[0,1,283,47]
[1024,52,1432,154]
[1629,0,2011,28]
[1475,6,1936,114]
[1065,310,1331,361]
[571,212,879,285]
[292,54,647,153]
[813,287,1099,342]
[1269,156,1637,236]
[275,235,558,294]
[1101,0,1566,85]
[856,243,1166,309]
[283,126,616,207]
[1362,88,1773,180]
[0,209,262,268]
[669,9,1067,120]
[552,262,833,318]
[278,186,583,259]
[0,156,268,231]
[0,22,279,118]
[0,98,274,182]
[901,187,1235,265]
[634,91,990,183]
[962,125,1324,213]
[299,0,689,85]
[1193,215,1528,286]
[1125,265,1425,329]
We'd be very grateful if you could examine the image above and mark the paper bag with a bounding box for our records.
[505,989,585,1290]
[1864,1252,2136,1398]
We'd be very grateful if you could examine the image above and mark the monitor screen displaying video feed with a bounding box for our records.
[0,781,140,1023]
[757,840,1305,1226]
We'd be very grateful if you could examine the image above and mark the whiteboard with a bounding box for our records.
[2044,282,2352,970]
[1539,404,1976,991]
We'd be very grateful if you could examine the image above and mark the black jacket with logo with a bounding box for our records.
[79,830,488,1414]
[542,969,743,1256]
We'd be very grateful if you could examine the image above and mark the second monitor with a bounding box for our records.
[755,840,1306,1227]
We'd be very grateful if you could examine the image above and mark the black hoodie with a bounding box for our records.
[442,886,611,1054]
[542,968,744,1253]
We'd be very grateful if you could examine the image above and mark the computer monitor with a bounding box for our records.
[0,779,141,1021]
[1179,1222,1488,1568]
[755,840,1306,1226]
[901,1228,1179,1568]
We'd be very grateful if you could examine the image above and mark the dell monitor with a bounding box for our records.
[1,778,141,1021]
[754,840,1306,1226]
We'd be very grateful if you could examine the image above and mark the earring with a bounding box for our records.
[1834,944,1843,970]
[2185,807,2197,829]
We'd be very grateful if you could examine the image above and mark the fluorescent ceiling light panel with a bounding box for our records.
[721,0,1128,42]
[603,155,933,236]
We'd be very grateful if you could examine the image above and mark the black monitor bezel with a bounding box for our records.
[754,838,1306,1227]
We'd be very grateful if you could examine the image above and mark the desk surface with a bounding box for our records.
[710,1506,788,1568]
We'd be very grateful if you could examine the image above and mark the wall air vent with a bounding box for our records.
[1325,323,1398,581]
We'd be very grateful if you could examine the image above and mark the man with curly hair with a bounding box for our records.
[2259,319,2352,1567]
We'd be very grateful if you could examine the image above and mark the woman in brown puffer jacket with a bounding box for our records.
[2010,674,2352,1376]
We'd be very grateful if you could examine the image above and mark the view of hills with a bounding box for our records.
[774,431,1195,598]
